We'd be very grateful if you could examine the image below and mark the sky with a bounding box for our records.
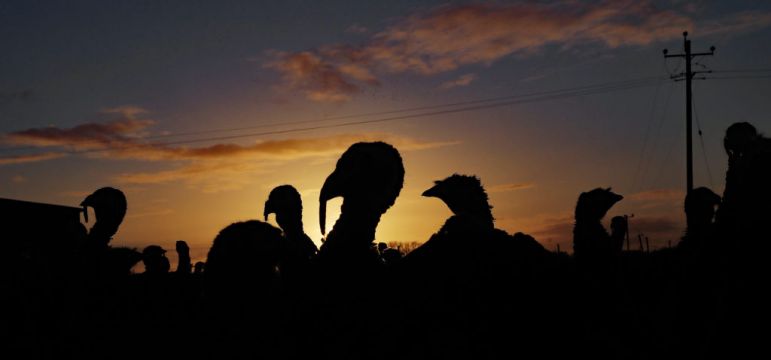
[2,0,771,265]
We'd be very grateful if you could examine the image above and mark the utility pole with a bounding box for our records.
[663,31,715,193]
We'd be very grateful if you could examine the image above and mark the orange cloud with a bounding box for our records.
[2,111,459,192]
[488,182,535,193]
[4,112,457,158]
[114,133,458,192]
[3,106,152,151]
[0,152,66,165]
[6,119,151,149]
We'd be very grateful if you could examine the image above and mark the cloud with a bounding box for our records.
[114,133,458,192]
[4,112,458,159]
[116,159,270,192]
[346,24,369,34]
[364,1,692,74]
[265,1,696,101]
[125,208,174,219]
[0,152,66,165]
[2,111,459,192]
[101,105,148,117]
[264,50,377,102]
[698,11,771,37]
[265,1,771,102]
[58,190,93,199]
[489,182,535,193]
[3,106,153,150]
[7,123,452,162]
[439,73,477,90]
[5,119,152,149]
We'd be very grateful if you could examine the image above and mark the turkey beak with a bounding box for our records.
[263,200,274,222]
[422,184,440,198]
[319,171,344,235]
[80,194,94,223]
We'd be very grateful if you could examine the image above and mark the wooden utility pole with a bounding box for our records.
[664,32,715,193]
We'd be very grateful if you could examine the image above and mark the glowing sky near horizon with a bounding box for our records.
[2,0,771,265]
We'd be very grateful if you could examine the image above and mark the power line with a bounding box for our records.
[637,82,676,192]
[691,84,715,188]
[707,75,771,80]
[3,68,769,157]
[711,68,771,74]
[653,114,684,189]
[630,79,666,192]
[144,76,664,140]
[77,80,664,153]
[0,76,661,155]
[2,78,662,159]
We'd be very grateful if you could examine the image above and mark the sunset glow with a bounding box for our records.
[2,0,771,267]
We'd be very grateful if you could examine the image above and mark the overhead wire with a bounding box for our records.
[691,83,715,188]
[637,81,676,192]
[1,76,663,159]
[2,66,769,164]
[0,75,664,156]
[630,78,666,192]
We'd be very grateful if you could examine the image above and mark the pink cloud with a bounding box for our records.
[266,1,771,102]
[265,1,697,101]
[263,50,367,102]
